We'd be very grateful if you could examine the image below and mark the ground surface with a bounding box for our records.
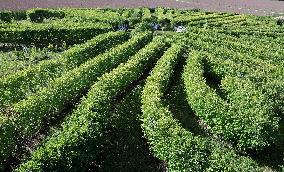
[1,0,284,16]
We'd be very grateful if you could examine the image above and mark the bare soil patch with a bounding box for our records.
[0,0,284,16]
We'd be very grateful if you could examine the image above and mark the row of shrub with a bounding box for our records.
[183,51,280,150]
[184,32,284,150]
[0,9,66,23]
[186,24,284,109]
[202,50,284,119]
[15,36,167,171]
[0,32,152,167]
[215,26,284,38]
[141,8,152,23]
[207,16,247,27]
[185,30,284,63]
[187,14,241,27]
[0,21,112,45]
[172,12,228,26]
[188,30,284,115]
[141,44,262,171]
[61,9,124,28]
[0,31,129,111]
[27,9,65,22]
[0,11,26,22]
[185,31,284,87]
[187,26,284,47]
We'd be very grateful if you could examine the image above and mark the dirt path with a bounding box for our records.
[0,0,284,16]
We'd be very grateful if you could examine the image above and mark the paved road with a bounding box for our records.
[0,0,284,16]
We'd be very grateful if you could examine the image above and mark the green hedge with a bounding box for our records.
[172,13,227,26]
[185,31,284,64]
[64,8,122,26]
[203,51,284,123]
[15,36,167,171]
[0,22,111,45]
[27,9,65,22]
[0,32,151,166]
[0,31,129,111]
[0,11,26,22]
[187,14,240,27]
[183,51,280,150]
[185,32,284,115]
[141,45,262,171]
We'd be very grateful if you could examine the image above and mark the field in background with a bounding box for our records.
[0,0,284,16]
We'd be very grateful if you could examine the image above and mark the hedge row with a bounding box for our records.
[129,8,143,26]
[215,27,284,38]
[0,22,111,45]
[0,9,66,23]
[64,8,122,26]
[196,28,284,50]
[15,36,167,172]
[0,11,27,22]
[207,16,247,27]
[198,43,283,110]
[141,8,153,23]
[0,31,129,111]
[141,45,262,171]
[202,51,284,116]
[0,32,152,166]
[155,8,166,23]
[185,31,284,64]
[187,14,238,27]
[186,32,284,98]
[27,9,65,22]
[172,13,229,26]
[183,51,280,150]
[183,33,284,87]
[199,48,284,84]
[188,30,284,109]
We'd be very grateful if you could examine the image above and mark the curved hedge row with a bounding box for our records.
[185,32,284,103]
[0,32,152,166]
[202,51,284,120]
[0,7,283,171]
[0,31,129,111]
[185,33,284,112]
[196,28,284,51]
[186,31,284,64]
[183,51,280,150]
[172,12,229,26]
[190,34,284,113]
[15,36,167,172]
[141,46,262,171]
[215,27,284,38]
[187,14,239,27]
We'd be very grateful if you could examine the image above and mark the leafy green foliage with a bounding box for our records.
[27,9,65,22]
[0,22,111,45]
[0,11,26,22]
[183,51,280,150]
[0,47,60,77]
[0,31,129,111]
[15,36,167,171]
[0,32,152,166]
[141,44,262,171]
[0,7,283,171]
